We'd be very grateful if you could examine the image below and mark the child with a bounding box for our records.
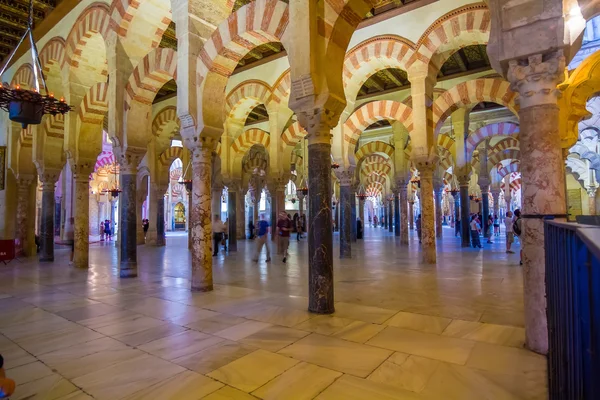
[0,354,16,398]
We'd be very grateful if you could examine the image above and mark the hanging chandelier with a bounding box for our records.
[179,159,192,192]
[0,0,73,128]
[356,184,368,200]
[102,162,122,198]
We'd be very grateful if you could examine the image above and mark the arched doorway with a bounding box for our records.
[174,202,186,231]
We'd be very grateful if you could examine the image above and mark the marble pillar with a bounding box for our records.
[508,52,567,354]
[253,198,259,234]
[394,193,400,237]
[383,203,388,229]
[419,167,436,263]
[119,171,138,277]
[73,176,91,268]
[339,184,352,258]
[434,190,443,238]
[388,201,393,233]
[400,187,409,244]
[145,184,159,246]
[459,183,471,247]
[307,138,334,314]
[351,196,357,242]
[188,190,192,249]
[492,190,500,219]
[136,191,145,245]
[40,178,58,262]
[452,192,460,236]
[358,197,365,228]
[157,196,166,246]
[408,200,415,230]
[15,177,33,256]
[190,146,213,292]
[228,191,237,252]
[212,188,222,220]
[482,190,490,238]
[236,191,245,240]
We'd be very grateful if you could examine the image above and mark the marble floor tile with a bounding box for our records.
[466,342,547,376]
[480,307,525,328]
[49,347,144,380]
[214,320,272,341]
[333,302,398,324]
[10,374,78,400]
[76,309,141,329]
[331,320,385,343]
[167,308,221,326]
[38,337,129,366]
[252,362,342,400]
[123,370,224,400]
[92,314,165,338]
[55,303,123,322]
[239,326,309,352]
[366,326,476,365]
[113,322,189,346]
[208,349,299,392]
[7,361,55,385]
[244,305,314,327]
[384,312,452,334]
[293,315,355,335]
[139,330,225,361]
[315,374,427,400]
[201,386,259,400]
[279,333,392,378]
[187,314,248,334]
[442,320,525,347]
[0,342,37,368]
[172,340,257,374]
[72,354,185,400]
[368,355,440,393]
[56,390,95,400]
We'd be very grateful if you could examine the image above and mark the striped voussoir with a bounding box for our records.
[225,80,272,118]
[479,149,520,171]
[343,35,415,88]
[437,134,454,153]
[490,137,520,154]
[407,4,490,72]
[344,100,413,147]
[110,0,170,46]
[466,122,520,155]
[152,106,180,137]
[244,156,268,174]
[361,162,392,178]
[365,173,386,188]
[19,126,34,148]
[438,148,453,171]
[78,82,109,124]
[281,122,307,147]
[10,64,34,89]
[510,178,522,192]
[39,37,66,73]
[124,48,177,108]
[271,69,291,104]
[231,128,270,154]
[569,144,600,170]
[43,114,65,139]
[362,154,389,166]
[159,146,183,167]
[432,79,517,135]
[95,150,115,172]
[63,3,111,70]
[355,140,394,162]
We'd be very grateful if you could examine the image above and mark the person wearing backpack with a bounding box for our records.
[513,209,523,265]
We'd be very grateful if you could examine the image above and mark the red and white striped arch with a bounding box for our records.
[109,0,171,49]
[355,140,394,161]
[10,64,34,89]
[497,161,520,179]
[95,150,115,171]
[124,48,177,108]
[466,122,519,154]
[159,146,184,167]
[226,80,272,121]
[510,177,522,193]
[491,137,520,153]
[281,121,307,147]
[344,100,413,148]
[197,0,290,132]
[244,156,268,174]
[362,154,389,166]
[432,79,518,135]
[271,69,291,104]
[232,129,271,154]
[407,4,490,73]
[488,149,521,169]
[152,106,180,138]
[437,133,455,153]
[39,37,66,73]
[63,3,111,70]
[365,173,387,187]
[78,82,109,124]
[43,114,65,139]
[361,162,392,179]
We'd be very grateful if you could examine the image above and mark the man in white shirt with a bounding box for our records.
[212,215,225,256]
[469,215,482,248]
[505,211,514,254]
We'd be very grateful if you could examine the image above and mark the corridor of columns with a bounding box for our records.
[1,0,600,398]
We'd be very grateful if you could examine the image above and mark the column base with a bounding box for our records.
[119,262,138,278]
[73,261,88,269]
[146,231,158,246]
[39,256,54,262]
[308,305,335,314]
[191,284,214,292]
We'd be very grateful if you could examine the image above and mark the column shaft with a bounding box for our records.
[394,194,400,236]
[459,185,471,247]
[15,179,31,256]
[482,191,490,239]
[73,178,90,268]
[408,201,414,230]
[191,147,213,292]
[434,190,443,238]
[228,191,237,251]
[40,183,56,262]
[400,188,409,244]
[119,173,138,277]
[339,185,352,258]
[388,201,393,233]
[157,197,166,246]
[420,168,436,263]
[351,197,357,242]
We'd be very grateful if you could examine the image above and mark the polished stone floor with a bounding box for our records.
[0,226,546,399]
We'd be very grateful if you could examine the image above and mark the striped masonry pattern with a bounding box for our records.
[466,122,520,154]
[355,140,394,161]
[64,3,111,69]
[345,100,413,146]
[125,47,177,108]
[78,82,109,124]
[231,128,270,153]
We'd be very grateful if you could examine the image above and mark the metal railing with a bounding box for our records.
[545,221,600,400]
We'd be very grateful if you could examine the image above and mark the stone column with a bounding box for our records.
[358,197,365,227]
[300,110,334,314]
[15,176,33,256]
[228,190,238,251]
[157,195,166,246]
[507,52,567,354]
[383,202,388,229]
[73,173,92,268]
[408,198,415,230]
[434,188,443,238]
[351,194,357,242]
[118,159,139,278]
[588,188,597,215]
[187,189,193,249]
[212,187,223,220]
[339,182,352,258]
[399,185,409,244]
[504,175,512,212]
[237,189,246,240]
[491,189,500,219]
[298,193,305,218]
[481,188,490,238]
[145,183,159,245]
[458,175,471,248]
[418,166,436,263]
[388,200,393,233]
[39,173,59,262]
[394,192,400,237]
[452,191,460,236]
[190,145,214,292]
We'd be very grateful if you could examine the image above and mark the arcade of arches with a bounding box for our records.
[1,0,600,398]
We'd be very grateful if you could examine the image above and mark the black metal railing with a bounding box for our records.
[545,221,600,400]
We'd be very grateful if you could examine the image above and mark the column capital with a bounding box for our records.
[114,147,144,175]
[507,51,566,109]
[16,175,34,189]
[296,108,337,145]
[39,169,61,187]
[335,168,355,187]
[587,186,598,198]
[72,159,96,181]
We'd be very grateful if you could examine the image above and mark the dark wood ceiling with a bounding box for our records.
[439,44,490,77]
[365,119,392,131]
[358,68,409,99]
[234,42,285,71]
[159,21,177,51]
[153,79,177,104]
[365,0,425,18]
[245,104,269,125]
[0,0,60,65]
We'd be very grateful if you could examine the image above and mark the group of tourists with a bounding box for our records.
[101,220,114,241]
[212,216,230,256]
[253,212,294,263]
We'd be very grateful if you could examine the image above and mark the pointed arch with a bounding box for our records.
[232,129,271,154]
[466,122,519,154]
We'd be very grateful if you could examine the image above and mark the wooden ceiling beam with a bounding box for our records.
[381,68,404,87]
[367,74,385,91]
[455,49,469,72]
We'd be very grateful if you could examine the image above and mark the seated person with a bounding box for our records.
[0,354,15,398]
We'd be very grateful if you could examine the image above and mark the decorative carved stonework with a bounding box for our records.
[507,51,566,109]
[335,168,355,187]
[297,108,337,145]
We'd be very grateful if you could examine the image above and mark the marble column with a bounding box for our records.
[434,189,443,238]
[492,190,500,219]
[504,175,512,212]
[236,190,245,240]
[459,182,471,247]
[351,196,357,242]
[394,193,400,237]
[383,203,388,229]
[228,191,237,252]
[253,196,259,234]
[73,175,91,268]
[452,191,460,236]
[507,52,567,354]
[145,184,159,246]
[419,167,436,263]
[190,146,214,292]
[303,113,334,314]
[15,177,33,256]
[39,175,58,262]
[358,197,365,227]
[388,200,393,233]
[188,190,193,249]
[119,165,138,278]
[399,186,409,244]
[482,189,490,238]
[157,196,166,246]
[339,183,352,258]
[408,199,415,230]
[212,187,222,220]
[136,189,146,245]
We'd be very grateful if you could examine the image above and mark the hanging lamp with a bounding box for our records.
[356,184,368,200]
[0,0,73,127]
[102,162,122,198]
[179,159,192,192]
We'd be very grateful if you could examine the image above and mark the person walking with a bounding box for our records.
[222,218,229,252]
[143,219,149,239]
[212,215,224,256]
[493,214,500,237]
[416,214,422,243]
[486,215,494,244]
[373,215,378,228]
[104,220,112,241]
[470,215,483,248]
[277,212,292,263]
[513,209,523,265]
[253,213,271,262]
[505,210,515,254]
